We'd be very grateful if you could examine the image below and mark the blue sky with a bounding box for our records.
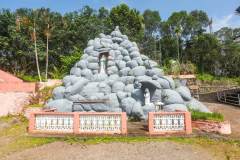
[1,0,240,31]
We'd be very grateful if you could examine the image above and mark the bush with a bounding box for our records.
[28,86,56,106]
[163,59,196,75]
[59,47,83,74]
[189,109,224,122]
[196,73,215,82]
[180,61,196,74]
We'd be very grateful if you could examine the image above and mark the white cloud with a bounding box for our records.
[212,14,240,31]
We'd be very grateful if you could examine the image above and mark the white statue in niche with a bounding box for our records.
[99,55,107,74]
[144,88,151,105]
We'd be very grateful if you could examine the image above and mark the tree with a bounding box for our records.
[142,10,161,61]
[33,16,42,81]
[109,4,144,42]
[236,6,240,15]
[143,10,161,37]
[185,34,221,73]
[189,10,209,35]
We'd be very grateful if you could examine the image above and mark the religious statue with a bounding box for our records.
[144,88,151,105]
[99,55,107,74]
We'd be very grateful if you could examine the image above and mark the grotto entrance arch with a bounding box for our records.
[98,51,109,74]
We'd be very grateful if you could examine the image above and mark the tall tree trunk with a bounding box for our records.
[33,21,42,82]
[176,36,180,61]
[45,23,49,81]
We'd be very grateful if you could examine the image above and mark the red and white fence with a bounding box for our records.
[28,112,127,135]
[148,112,192,135]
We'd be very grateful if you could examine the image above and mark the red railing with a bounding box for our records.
[28,112,127,135]
[148,112,192,135]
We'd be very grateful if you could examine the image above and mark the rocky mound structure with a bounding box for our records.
[46,27,210,120]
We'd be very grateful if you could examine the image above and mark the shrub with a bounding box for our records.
[28,86,56,106]
[180,61,196,74]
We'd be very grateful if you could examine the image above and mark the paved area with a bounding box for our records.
[0,141,221,160]
[0,92,30,116]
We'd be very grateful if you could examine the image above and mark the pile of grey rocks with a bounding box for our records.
[46,26,210,120]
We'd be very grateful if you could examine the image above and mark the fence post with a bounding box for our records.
[28,113,36,133]
[121,112,127,134]
[184,112,192,134]
[73,112,79,134]
[148,112,154,135]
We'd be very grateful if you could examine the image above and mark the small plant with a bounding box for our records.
[189,108,224,122]
[28,86,56,106]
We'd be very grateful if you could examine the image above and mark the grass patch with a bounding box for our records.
[24,104,44,108]
[0,114,58,157]
[189,109,224,122]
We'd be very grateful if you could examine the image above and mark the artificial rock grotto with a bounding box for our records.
[46,26,210,120]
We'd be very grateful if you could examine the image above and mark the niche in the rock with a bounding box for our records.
[139,81,158,105]
[98,52,109,74]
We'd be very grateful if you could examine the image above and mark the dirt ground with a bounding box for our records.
[0,141,222,160]
[204,102,240,138]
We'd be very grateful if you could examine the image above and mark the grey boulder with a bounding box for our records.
[163,104,188,112]
[112,81,125,93]
[132,66,146,76]
[185,98,211,113]
[46,99,73,112]
[52,86,65,99]
[121,97,136,115]
[176,86,192,101]
[162,89,184,105]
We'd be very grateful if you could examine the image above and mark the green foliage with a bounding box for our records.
[189,109,224,122]
[197,73,240,85]
[180,61,197,74]
[18,74,43,82]
[59,47,83,75]
[197,73,215,82]
[110,4,144,42]
[163,59,196,75]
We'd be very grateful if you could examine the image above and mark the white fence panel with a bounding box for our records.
[35,114,74,132]
[79,114,122,133]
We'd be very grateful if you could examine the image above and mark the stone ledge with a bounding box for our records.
[192,120,231,135]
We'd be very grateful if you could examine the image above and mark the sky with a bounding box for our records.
[1,0,240,31]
